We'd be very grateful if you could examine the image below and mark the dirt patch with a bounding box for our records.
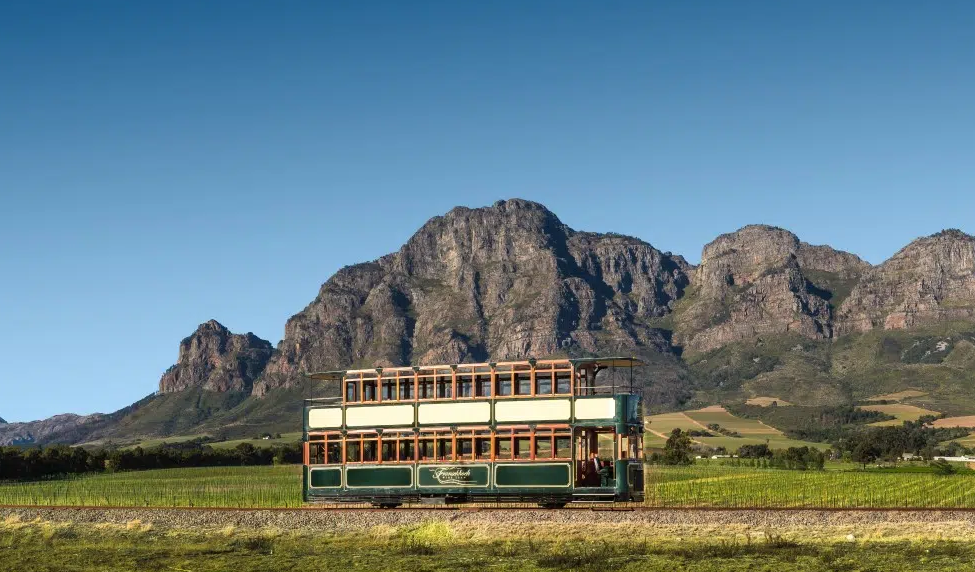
[933,416,975,428]
[746,397,792,407]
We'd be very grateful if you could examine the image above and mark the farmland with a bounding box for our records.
[644,406,826,450]
[0,465,302,508]
[645,464,975,508]
[115,432,303,450]
[7,462,975,510]
[861,404,941,426]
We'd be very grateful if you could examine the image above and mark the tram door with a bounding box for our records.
[573,427,616,487]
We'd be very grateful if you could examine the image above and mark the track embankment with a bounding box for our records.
[6,506,975,538]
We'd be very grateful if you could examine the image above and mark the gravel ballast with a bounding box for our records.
[5,507,975,536]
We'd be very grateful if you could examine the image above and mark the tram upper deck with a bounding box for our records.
[303,357,645,432]
[305,356,645,406]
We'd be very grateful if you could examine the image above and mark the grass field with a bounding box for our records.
[3,515,975,571]
[119,432,303,450]
[0,465,301,508]
[645,407,826,450]
[645,464,975,508]
[864,390,929,402]
[861,404,941,426]
[7,462,975,510]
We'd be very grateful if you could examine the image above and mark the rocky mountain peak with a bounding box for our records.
[158,320,274,393]
[675,224,869,353]
[836,229,975,334]
[253,198,691,399]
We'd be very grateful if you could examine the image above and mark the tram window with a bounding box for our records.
[436,374,452,399]
[381,379,396,400]
[326,442,342,464]
[555,436,571,459]
[475,373,492,397]
[457,437,474,460]
[621,429,642,460]
[457,376,473,398]
[535,371,552,395]
[362,438,378,462]
[346,441,361,463]
[399,379,414,400]
[497,377,512,396]
[475,437,491,460]
[514,437,531,459]
[495,366,513,396]
[555,370,572,394]
[495,437,512,460]
[534,436,553,459]
[436,437,454,461]
[399,440,415,462]
[362,379,378,402]
[514,366,532,395]
[309,443,325,464]
[418,438,435,460]
[418,375,434,399]
[345,381,358,402]
[381,440,397,462]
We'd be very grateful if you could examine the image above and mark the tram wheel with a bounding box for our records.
[373,503,402,509]
[538,502,566,509]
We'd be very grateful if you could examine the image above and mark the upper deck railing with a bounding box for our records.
[303,356,644,407]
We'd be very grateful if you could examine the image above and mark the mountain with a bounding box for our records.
[254,199,692,401]
[0,416,6,424]
[836,230,975,334]
[0,413,109,446]
[672,225,870,354]
[159,320,274,393]
[6,200,975,445]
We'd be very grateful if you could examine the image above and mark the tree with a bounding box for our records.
[663,428,693,465]
[852,441,880,468]
[931,459,957,476]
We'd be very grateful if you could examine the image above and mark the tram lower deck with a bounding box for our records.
[304,459,644,507]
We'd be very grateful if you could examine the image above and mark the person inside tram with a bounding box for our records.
[599,460,612,487]
[585,452,601,486]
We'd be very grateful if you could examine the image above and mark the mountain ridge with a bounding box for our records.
[3,200,974,446]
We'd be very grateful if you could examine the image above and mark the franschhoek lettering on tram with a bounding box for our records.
[431,467,474,485]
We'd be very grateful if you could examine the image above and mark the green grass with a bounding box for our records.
[7,462,975,511]
[861,404,941,426]
[4,518,975,572]
[207,432,302,450]
[646,464,975,508]
[0,465,302,508]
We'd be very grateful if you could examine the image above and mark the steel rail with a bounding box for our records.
[5,504,975,512]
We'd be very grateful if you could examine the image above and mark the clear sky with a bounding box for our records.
[2,1,973,422]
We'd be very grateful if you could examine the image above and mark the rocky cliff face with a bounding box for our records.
[836,229,975,334]
[254,199,691,395]
[0,413,106,446]
[158,320,274,393]
[673,225,870,354]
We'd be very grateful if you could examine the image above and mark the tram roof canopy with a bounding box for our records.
[303,356,645,381]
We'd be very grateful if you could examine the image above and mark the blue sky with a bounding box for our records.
[2,1,973,422]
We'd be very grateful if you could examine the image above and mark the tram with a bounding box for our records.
[302,357,645,508]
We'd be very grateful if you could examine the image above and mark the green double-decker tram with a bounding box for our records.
[302,357,645,508]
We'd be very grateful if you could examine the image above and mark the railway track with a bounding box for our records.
[5,504,975,512]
